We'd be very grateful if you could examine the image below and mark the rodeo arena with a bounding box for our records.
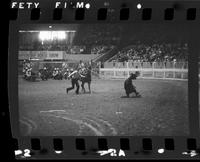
[19,24,192,136]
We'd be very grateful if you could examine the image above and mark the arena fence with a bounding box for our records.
[99,62,188,80]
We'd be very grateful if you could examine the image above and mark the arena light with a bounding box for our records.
[30,58,39,61]
[55,31,66,40]
[39,31,50,41]
[39,31,66,41]
[66,30,76,32]
[19,30,76,33]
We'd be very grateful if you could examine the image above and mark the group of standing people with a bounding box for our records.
[52,68,63,80]
[66,60,92,94]
[22,61,37,81]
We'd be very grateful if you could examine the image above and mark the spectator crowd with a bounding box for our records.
[111,43,188,62]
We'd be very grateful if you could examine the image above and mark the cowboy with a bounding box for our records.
[41,67,48,80]
[124,71,141,98]
[66,68,85,94]
[63,68,70,79]
[78,60,85,69]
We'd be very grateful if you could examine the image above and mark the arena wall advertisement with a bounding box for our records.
[18,51,64,60]
[19,51,98,61]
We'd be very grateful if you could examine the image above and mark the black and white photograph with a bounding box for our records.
[18,24,190,136]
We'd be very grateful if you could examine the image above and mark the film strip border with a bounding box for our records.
[9,0,200,22]
[13,137,200,159]
[8,0,200,159]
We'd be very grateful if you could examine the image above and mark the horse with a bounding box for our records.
[79,67,92,93]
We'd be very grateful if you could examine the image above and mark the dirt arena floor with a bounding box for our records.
[18,77,189,136]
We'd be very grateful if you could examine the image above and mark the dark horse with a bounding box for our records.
[79,67,92,93]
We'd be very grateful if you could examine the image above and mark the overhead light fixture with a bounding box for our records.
[39,31,66,41]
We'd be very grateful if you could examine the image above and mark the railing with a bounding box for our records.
[99,62,188,80]
[92,46,118,63]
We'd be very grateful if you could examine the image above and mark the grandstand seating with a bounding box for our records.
[109,43,188,63]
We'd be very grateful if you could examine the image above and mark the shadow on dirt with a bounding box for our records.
[120,95,142,98]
